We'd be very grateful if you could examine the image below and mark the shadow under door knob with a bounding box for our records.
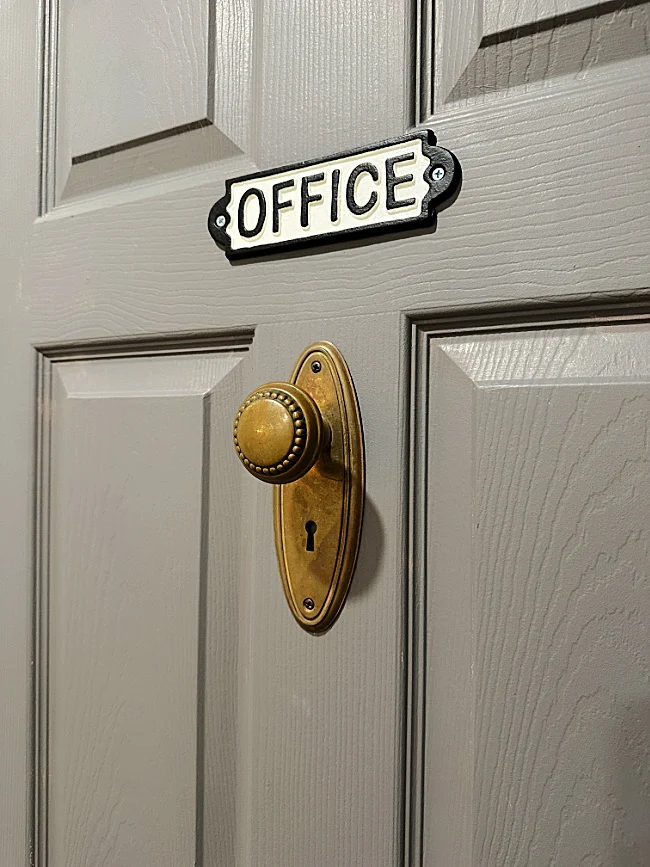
[233,382,324,483]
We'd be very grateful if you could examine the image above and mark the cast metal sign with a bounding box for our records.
[208,131,459,259]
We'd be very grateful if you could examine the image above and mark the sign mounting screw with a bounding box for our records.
[215,215,226,228]
[432,166,445,182]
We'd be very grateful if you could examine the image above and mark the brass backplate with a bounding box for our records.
[273,342,364,633]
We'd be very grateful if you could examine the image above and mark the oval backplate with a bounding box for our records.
[273,342,364,633]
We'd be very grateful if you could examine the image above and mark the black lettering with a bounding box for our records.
[385,153,416,210]
[300,172,324,228]
[331,169,340,222]
[272,179,294,233]
[346,162,379,216]
[237,188,266,238]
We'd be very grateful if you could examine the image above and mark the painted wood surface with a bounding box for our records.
[253,0,410,167]
[0,0,648,864]
[53,0,240,204]
[434,0,482,107]
[485,0,611,35]
[45,352,244,866]
[60,0,210,160]
[425,325,650,865]
[27,53,649,341]
[450,2,650,105]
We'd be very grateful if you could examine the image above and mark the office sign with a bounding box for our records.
[208,131,460,259]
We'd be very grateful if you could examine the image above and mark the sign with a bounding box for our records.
[208,130,459,259]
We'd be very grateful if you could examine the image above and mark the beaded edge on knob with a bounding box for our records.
[233,389,306,476]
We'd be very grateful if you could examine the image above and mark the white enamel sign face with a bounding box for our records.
[208,131,459,259]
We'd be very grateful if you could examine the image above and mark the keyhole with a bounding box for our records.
[305,520,317,552]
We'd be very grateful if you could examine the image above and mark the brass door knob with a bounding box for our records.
[233,382,324,483]
[232,342,364,633]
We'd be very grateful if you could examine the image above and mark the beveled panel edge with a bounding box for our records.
[35,326,254,360]
[402,295,650,865]
[40,0,254,213]
[413,0,484,122]
[413,0,646,124]
[30,328,253,867]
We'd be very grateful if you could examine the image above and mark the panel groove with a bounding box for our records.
[413,0,435,124]
[404,322,431,866]
[193,393,212,867]
[410,296,650,335]
[39,0,59,215]
[415,0,648,122]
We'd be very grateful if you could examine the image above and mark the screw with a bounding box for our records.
[215,215,226,228]
[432,166,445,182]
[311,361,322,373]
[303,597,315,610]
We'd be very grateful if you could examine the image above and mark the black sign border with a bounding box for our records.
[207,129,461,261]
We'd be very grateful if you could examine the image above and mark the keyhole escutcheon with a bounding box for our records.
[305,520,317,552]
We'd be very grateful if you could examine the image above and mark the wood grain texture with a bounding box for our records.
[425,324,650,865]
[53,0,245,204]
[27,54,650,344]
[44,351,244,866]
[212,0,254,154]
[61,124,242,202]
[238,314,406,866]
[450,1,650,104]
[485,0,618,35]
[49,0,411,203]
[252,0,410,166]
[60,0,210,159]
[434,0,483,108]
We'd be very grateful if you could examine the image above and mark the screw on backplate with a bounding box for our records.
[215,215,226,228]
[432,166,445,182]
[311,361,322,373]
[303,597,315,610]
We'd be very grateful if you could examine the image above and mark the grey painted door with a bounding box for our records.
[0,1,648,865]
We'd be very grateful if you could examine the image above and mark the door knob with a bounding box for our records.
[232,342,364,633]
[233,383,324,484]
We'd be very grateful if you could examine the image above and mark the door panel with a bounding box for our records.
[424,324,650,865]
[39,350,245,865]
[52,0,249,201]
[48,0,410,207]
[61,0,211,158]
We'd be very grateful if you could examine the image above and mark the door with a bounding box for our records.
[0,1,648,865]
